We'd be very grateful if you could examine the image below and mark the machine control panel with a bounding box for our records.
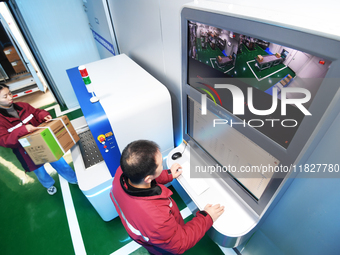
[97,132,115,153]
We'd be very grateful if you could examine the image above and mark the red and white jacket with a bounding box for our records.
[110,166,213,255]
[0,102,50,172]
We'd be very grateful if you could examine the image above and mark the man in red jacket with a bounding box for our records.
[0,83,77,195]
[110,140,224,254]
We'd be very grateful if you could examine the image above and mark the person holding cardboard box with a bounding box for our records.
[0,83,77,195]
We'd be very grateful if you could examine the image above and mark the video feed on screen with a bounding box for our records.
[187,20,332,148]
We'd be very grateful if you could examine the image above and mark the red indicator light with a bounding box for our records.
[25,90,33,94]
[319,60,325,65]
[13,94,18,98]
[78,65,89,77]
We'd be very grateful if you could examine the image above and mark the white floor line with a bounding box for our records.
[224,66,234,74]
[44,103,60,112]
[44,104,81,117]
[247,60,288,82]
[110,207,193,255]
[180,206,192,219]
[210,58,216,68]
[209,57,234,74]
[59,175,87,255]
[110,240,142,255]
[246,60,259,81]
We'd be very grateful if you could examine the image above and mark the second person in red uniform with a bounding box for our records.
[110,140,224,254]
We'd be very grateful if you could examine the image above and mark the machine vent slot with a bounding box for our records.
[78,130,104,169]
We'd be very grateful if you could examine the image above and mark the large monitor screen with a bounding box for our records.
[187,21,332,148]
[182,6,340,216]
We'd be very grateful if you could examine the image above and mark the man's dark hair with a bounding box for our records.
[0,83,9,91]
[120,140,160,184]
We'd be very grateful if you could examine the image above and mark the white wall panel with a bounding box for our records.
[108,0,165,84]
[159,0,192,145]
[15,0,100,109]
[108,0,191,145]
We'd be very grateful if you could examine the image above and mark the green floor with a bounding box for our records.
[196,40,295,92]
[0,106,225,255]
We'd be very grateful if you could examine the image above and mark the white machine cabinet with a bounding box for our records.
[69,54,174,221]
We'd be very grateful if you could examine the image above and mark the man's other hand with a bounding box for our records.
[170,163,182,179]
[204,204,225,222]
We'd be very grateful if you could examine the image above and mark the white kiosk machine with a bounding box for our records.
[167,2,340,248]
[68,54,174,221]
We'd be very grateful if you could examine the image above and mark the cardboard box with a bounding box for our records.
[257,55,263,62]
[3,45,20,62]
[58,115,80,145]
[11,60,26,73]
[19,116,80,165]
